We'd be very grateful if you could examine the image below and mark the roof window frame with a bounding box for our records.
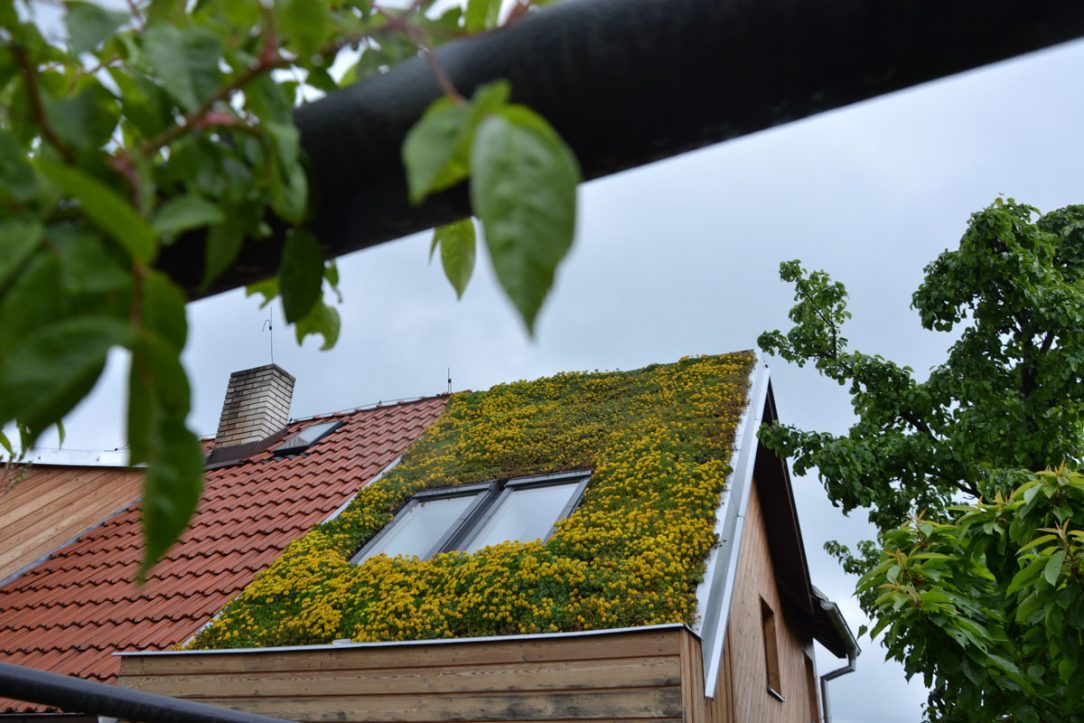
[351,470,591,565]
[350,481,499,564]
[458,470,591,552]
[272,420,344,456]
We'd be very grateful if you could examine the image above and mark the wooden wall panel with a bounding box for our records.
[0,466,142,580]
[715,479,818,723]
[120,628,690,723]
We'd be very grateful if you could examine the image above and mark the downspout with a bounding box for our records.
[817,598,861,723]
[0,661,289,723]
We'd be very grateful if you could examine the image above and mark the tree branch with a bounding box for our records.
[11,45,76,165]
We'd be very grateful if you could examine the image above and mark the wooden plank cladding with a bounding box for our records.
[0,465,142,581]
[119,626,693,723]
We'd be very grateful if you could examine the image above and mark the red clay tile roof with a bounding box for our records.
[0,395,447,712]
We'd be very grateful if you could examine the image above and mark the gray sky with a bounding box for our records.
[38,36,1084,722]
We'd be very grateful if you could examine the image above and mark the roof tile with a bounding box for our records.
[0,395,447,712]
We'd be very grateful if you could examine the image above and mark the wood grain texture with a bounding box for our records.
[0,465,142,581]
[121,630,682,676]
[717,478,820,723]
[120,628,688,723]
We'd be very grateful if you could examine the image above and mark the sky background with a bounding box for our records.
[27,35,1084,723]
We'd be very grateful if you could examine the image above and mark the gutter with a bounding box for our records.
[813,588,861,723]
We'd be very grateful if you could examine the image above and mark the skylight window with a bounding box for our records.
[351,471,590,564]
[272,420,343,456]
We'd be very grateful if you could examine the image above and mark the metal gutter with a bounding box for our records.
[693,355,771,697]
[0,662,289,723]
[814,588,861,723]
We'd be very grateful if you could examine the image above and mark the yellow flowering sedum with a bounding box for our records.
[189,352,754,648]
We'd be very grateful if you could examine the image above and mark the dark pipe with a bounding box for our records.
[158,0,1084,298]
[0,661,290,723]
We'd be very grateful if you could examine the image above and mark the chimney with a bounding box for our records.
[214,365,295,448]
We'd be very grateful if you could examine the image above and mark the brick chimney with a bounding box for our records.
[214,365,295,448]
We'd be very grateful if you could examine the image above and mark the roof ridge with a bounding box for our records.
[197,392,451,442]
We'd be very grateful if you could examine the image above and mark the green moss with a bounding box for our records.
[189,352,755,649]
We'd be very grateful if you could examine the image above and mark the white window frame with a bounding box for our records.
[458,470,591,552]
[350,470,590,564]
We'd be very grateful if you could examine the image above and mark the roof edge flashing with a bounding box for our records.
[116,622,695,658]
[694,354,771,696]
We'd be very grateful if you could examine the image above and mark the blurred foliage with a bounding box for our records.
[0,0,578,580]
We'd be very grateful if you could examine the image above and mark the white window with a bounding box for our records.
[351,471,590,564]
[273,420,343,455]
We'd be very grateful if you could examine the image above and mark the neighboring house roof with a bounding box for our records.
[0,396,447,711]
[0,466,143,583]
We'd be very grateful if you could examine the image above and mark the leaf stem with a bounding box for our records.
[12,44,77,165]
[372,2,466,104]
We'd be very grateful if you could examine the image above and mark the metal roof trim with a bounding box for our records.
[692,353,770,698]
[116,622,694,657]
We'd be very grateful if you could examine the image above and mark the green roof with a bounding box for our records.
[190,352,756,649]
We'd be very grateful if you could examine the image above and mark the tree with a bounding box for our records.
[758,199,1084,720]
[0,0,577,580]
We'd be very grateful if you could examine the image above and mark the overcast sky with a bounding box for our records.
[32,35,1084,722]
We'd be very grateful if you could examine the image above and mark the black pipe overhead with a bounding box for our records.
[159,0,1084,298]
[0,661,290,723]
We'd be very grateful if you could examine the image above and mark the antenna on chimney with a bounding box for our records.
[447,367,452,394]
[262,309,274,364]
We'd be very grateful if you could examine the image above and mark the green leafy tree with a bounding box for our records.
[859,467,1084,721]
[0,0,577,580]
[759,199,1084,719]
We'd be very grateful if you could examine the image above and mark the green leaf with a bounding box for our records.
[1007,555,1046,595]
[37,159,156,264]
[152,195,225,238]
[0,219,43,289]
[402,81,511,205]
[1018,533,1059,554]
[202,217,244,290]
[246,276,279,308]
[139,417,203,583]
[0,317,130,442]
[294,299,340,350]
[403,99,471,204]
[276,0,329,58]
[470,106,580,333]
[1044,549,1066,586]
[434,218,476,299]
[126,329,190,464]
[264,121,308,223]
[51,226,131,294]
[142,25,222,112]
[0,130,37,202]
[66,2,128,54]
[465,0,502,31]
[142,271,188,352]
[43,83,118,154]
[279,228,324,323]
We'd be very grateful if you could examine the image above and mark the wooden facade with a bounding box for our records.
[716,478,820,723]
[120,626,693,722]
[119,478,825,723]
[0,465,142,581]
